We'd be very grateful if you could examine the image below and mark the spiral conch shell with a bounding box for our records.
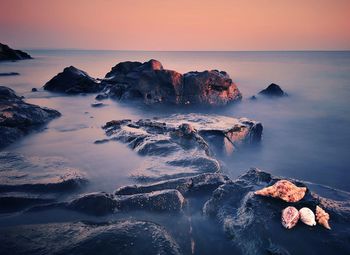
[316,206,331,230]
[299,207,316,226]
[254,180,307,202]
[281,206,299,229]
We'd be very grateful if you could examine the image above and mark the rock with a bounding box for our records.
[0,220,182,255]
[31,88,37,92]
[116,189,185,212]
[115,172,229,196]
[203,168,350,255]
[101,59,242,106]
[250,95,257,100]
[0,152,87,213]
[259,83,287,97]
[0,43,32,61]
[102,114,262,179]
[0,72,20,76]
[66,189,185,215]
[91,102,106,107]
[0,86,60,148]
[67,192,117,216]
[43,66,101,94]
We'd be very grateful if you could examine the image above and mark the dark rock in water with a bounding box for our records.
[0,192,55,213]
[250,95,257,100]
[0,152,87,213]
[101,59,242,106]
[116,189,185,212]
[66,189,184,215]
[115,173,229,196]
[0,72,20,76]
[31,88,37,92]
[0,86,60,148]
[95,93,109,101]
[91,102,106,107]
[259,83,287,97]
[0,43,32,61]
[203,168,350,255]
[43,66,101,94]
[0,220,181,255]
[67,192,117,216]
[102,114,262,179]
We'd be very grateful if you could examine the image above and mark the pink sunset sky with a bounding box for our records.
[1,0,349,50]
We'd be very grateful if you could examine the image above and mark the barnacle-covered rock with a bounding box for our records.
[299,207,316,226]
[281,206,299,229]
[316,205,331,229]
[254,180,307,202]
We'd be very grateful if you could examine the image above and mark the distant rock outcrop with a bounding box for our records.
[259,83,287,97]
[0,43,32,61]
[99,59,242,106]
[43,66,101,94]
[0,86,60,148]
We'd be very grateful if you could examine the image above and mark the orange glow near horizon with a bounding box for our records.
[0,0,349,50]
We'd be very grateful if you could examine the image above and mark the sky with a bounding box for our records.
[0,0,349,51]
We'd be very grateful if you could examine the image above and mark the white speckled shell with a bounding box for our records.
[299,207,316,226]
[281,206,299,229]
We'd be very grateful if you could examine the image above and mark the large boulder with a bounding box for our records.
[0,220,182,255]
[43,66,101,94]
[0,86,60,148]
[259,83,287,97]
[100,114,262,180]
[100,59,242,106]
[203,168,350,255]
[0,43,32,61]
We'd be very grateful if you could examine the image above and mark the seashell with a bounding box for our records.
[282,206,300,229]
[254,180,307,202]
[316,205,331,230]
[299,207,316,226]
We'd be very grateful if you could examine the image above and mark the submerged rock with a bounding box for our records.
[0,220,182,255]
[0,72,20,76]
[101,59,242,106]
[66,189,185,215]
[0,43,32,61]
[102,114,262,179]
[203,168,350,255]
[259,83,287,97]
[0,86,60,148]
[115,172,229,196]
[43,66,101,94]
[0,152,87,213]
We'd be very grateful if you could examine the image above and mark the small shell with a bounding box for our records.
[254,180,307,202]
[299,207,316,226]
[316,205,331,230]
[282,206,300,229]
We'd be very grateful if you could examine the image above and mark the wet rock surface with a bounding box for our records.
[0,220,182,255]
[43,66,101,94]
[0,152,87,213]
[0,43,32,61]
[259,83,287,97]
[115,172,229,196]
[99,59,242,106]
[203,168,350,255]
[100,114,262,179]
[0,86,60,148]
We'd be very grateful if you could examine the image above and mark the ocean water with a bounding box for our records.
[1,50,350,254]
[1,50,349,192]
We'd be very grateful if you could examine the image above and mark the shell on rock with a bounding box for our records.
[316,205,331,230]
[281,206,300,229]
[299,207,316,226]
[254,180,307,202]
